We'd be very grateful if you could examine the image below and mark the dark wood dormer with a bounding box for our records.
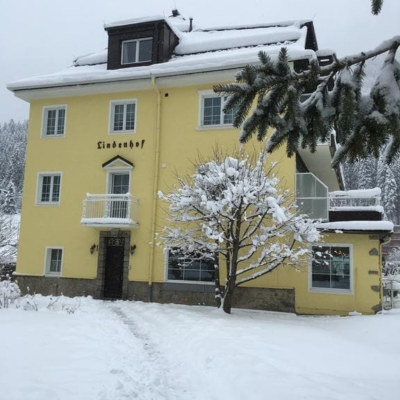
[105,19,179,70]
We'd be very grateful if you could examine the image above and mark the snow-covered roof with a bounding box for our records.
[316,220,393,233]
[104,15,167,29]
[8,15,317,92]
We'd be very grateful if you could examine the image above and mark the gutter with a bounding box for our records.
[8,66,242,94]
[147,75,162,302]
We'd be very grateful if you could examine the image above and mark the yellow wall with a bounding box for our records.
[17,82,381,315]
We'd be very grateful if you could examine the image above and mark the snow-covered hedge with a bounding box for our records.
[0,275,20,308]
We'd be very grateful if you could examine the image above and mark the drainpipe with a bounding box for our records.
[380,234,392,310]
[148,75,162,302]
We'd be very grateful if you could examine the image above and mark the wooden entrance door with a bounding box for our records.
[103,237,125,299]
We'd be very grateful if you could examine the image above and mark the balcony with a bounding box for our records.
[81,193,139,229]
[329,188,383,222]
[296,174,383,222]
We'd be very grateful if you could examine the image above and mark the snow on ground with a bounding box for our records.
[1,297,400,400]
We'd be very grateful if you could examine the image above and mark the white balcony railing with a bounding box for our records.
[329,188,381,210]
[81,193,139,228]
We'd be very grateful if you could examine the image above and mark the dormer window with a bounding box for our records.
[121,38,153,65]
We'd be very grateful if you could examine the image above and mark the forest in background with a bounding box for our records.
[343,157,400,225]
[0,120,27,214]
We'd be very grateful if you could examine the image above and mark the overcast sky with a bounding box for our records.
[0,0,399,123]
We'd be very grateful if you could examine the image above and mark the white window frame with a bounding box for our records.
[121,37,153,65]
[309,243,353,295]
[41,105,67,138]
[164,248,216,285]
[36,172,63,206]
[109,99,137,134]
[104,165,133,195]
[197,90,237,130]
[44,247,64,277]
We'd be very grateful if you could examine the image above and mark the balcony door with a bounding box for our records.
[110,173,129,218]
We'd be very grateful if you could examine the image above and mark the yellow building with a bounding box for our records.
[8,11,393,315]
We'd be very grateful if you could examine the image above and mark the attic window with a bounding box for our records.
[122,38,153,64]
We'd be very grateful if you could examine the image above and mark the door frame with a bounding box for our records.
[97,231,131,300]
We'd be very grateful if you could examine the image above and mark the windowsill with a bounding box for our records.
[309,287,353,295]
[36,202,60,206]
[41,134,65,139]
[166,280,215,285]
[44,273,62,278]
[121,60,152,66]
[196,125,238,131]
[108,130,136,135]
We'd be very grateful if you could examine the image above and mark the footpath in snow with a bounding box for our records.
[1,297,400,400]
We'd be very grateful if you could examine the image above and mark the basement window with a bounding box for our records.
[44,247,63,276]
[121,38,153,64]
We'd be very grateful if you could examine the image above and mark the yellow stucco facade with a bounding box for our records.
[13,81,385,315]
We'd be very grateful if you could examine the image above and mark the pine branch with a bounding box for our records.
[371,0,384,15]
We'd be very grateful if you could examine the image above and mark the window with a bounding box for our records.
[199,92,239,127]
[296,173,328,221]
[166,249,217,282]
[37,173,62,205]
[311,245,352,292]
[110,100,136,133]
[45,248,63,276]
[42,106,66,137]
[121,38,153,64]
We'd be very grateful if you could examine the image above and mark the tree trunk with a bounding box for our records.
[214,264,222,308]
[222,209,241,314]
[222,260,238,314]
[222,278,236,314]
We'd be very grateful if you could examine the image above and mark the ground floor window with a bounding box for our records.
[311,245,351,291]
[167,249,216,282]
[45,247,63,276]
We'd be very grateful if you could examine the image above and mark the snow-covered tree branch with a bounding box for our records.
[157,149,320,314]
[214,0,398,168]
[215,30,400,168]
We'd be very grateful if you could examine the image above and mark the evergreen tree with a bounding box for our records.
[358,158,378,190]
[342,161,361,190]
[0,119,27,211]
[214,1,399,167]
[2,181,17,215]
[377,155,398,222]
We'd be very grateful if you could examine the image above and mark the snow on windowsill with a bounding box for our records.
[316,221,393,232]
[330,188,381,198]
[330,206,384,213]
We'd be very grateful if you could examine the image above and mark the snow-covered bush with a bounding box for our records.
[384,247,400,277]
[0,275,21,308]
[158,149,320,314]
